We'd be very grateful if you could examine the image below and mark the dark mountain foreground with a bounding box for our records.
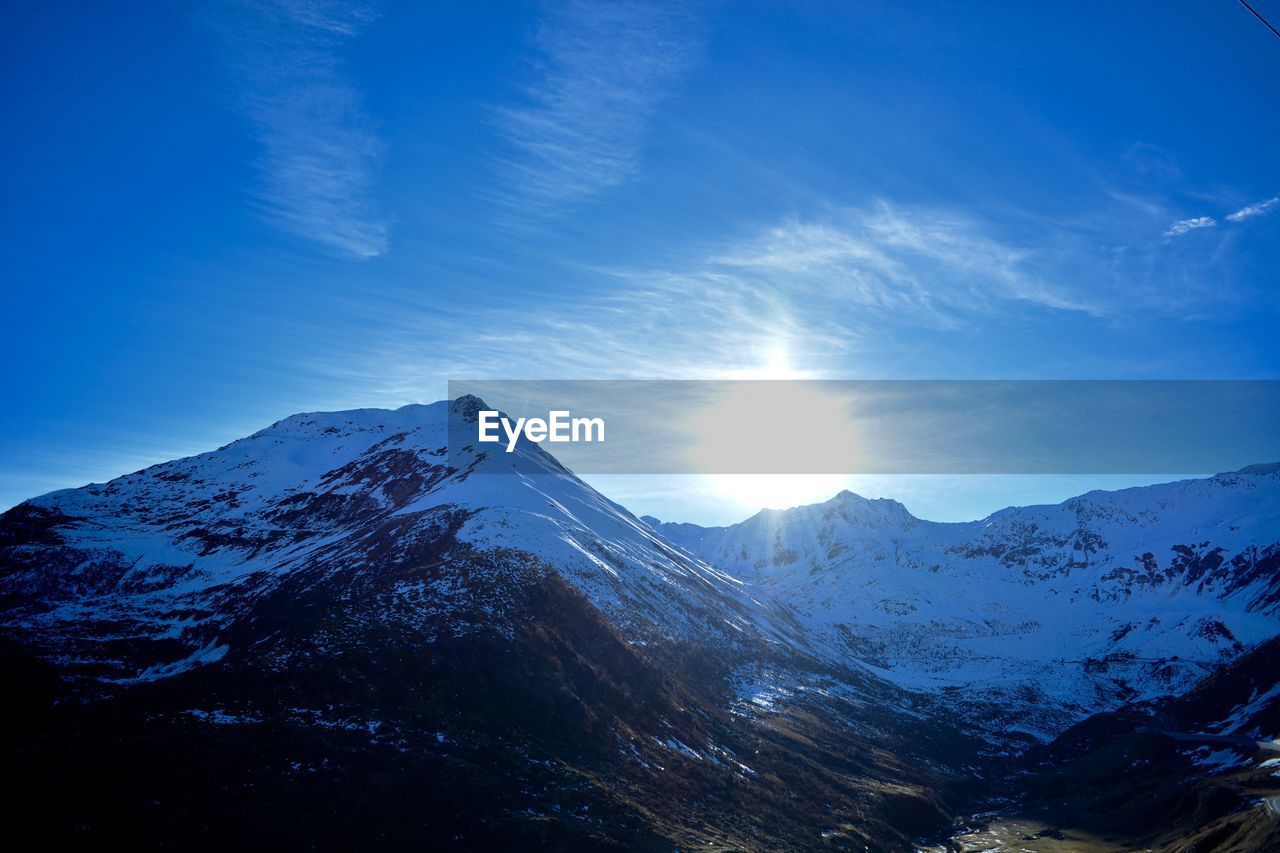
[1,594,981,850]
[930,637,1280,851]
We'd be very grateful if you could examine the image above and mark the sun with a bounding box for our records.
[697,341,851,512]
[720,343,809,380]
[758,344,799,379]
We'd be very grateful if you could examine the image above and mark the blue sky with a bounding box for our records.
[3,1,1279,523]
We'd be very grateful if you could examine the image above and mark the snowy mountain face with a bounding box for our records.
[2,398,1277,732]
[0,398,981,850]
[652,475,1280,734]
[0,397,773,685]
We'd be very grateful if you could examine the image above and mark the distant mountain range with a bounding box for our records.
[3,398,1277,850]
[649,468,1280,737]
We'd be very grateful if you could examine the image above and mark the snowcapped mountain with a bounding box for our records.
[1,397,777,684]
[650,472,1280,734]
[3,398,1277,728]
[0,399,978,849]
[2,399,1278,848]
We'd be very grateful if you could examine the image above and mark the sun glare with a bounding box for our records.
[759,345,797,379]
[706,473,850,513]
[720,342,809,380]
[697,343,852,511]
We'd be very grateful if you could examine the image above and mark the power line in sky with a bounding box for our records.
[1238,0,1280,40]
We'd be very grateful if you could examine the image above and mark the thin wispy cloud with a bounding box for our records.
[314,202,1100,402]
[213,0,388,259]
[1161,195,1279,237]
[712,204,1097,317]
[1163,216,1216,238]
[1226,196,1280,223]
[494,0,702,213]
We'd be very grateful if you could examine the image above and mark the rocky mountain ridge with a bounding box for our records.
[651,470,1280,734]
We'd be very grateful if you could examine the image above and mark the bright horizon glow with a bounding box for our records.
[705,474,854,514]
[586,471,1206,528]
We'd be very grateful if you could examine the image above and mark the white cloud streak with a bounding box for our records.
[309,202,1097,402]
[214,0,388,259]
[1226,196,1280,223]
[713,205,1096,317]
[494,0,701,213]
[1163,216,1216,238]
[1160,195,1278,237]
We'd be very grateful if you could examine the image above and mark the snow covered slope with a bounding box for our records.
[652,474,1280,733]
[3,398,1278,738]
[1,399,983,849]
[0,397,771,682]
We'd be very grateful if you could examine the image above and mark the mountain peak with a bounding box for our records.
[448,394,490,421]
[827,490,916,524]
[741,489,917,531]
[831,488,898,506]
